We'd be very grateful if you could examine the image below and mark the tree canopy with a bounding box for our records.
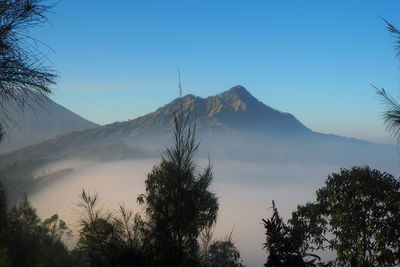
[262,201,320,267]
[0,195,73,267]
[137,106,219,266]
[293,166,400,266]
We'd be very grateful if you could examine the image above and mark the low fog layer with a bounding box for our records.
[27,158,364,266]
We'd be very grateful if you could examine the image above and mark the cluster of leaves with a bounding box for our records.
[294,166,400,266]
[263,166,400,267]
[74,189,244,267]
[74,190,148,267]
[262,201,321,267]
[199,227,244,267]
[0,181,73,267]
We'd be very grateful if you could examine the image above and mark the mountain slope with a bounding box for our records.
[0,85,398,203]
[38,85,310,144]
[0,85,394,165]
[0,98,99,153]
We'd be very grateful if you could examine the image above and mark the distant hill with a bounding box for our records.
[0,85,398,203]
[0,98,98,153]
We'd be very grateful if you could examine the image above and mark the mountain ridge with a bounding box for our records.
[0,85,398,204]
[0,85,388,159]
[98,85,312,140]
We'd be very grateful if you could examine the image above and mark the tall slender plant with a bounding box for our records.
[137,82,219,266]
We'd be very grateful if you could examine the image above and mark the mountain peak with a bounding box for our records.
[224,85,251,98]
[217,85,258,110]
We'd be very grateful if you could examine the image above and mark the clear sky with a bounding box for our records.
[34,0,400,144]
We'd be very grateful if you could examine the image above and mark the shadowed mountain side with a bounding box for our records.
[0,98,98,153]
[0,85,398,203]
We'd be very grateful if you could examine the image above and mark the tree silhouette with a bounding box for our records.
[376,20,400,139]
[137,103,219,266]
[0,195,73,267]
[294,166,400,266]
[262,201,320,267]
[0,0,56,227]
[0,0,56,135]
[198,226,244,267]
[76,190,148,267]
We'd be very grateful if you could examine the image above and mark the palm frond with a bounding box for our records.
[375,86,400,139]
[382,17,400,60]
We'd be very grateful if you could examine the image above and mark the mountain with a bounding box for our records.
[0,85,315,163]
[0,98,98,153]
[0,85,398,203]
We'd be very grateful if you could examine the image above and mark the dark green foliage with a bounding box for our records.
[199,227,244,267]
[40,214,73,265]
[138,161,218,265]
[76,190,148,267]
[0,194,73,267]
[6,195,42,267]
[294,166,400,266]
[137,106,219,266]
[206,240,243,267]
[262,201,320,267]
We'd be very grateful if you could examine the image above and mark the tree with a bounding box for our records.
[74,94,242,266]
[39,214,73,266]
[0,0,56,136]
[376,20,400,139]
[2,195,73,267]
[294,166,400,266]
[137,103,219,266]
[0,0,57,236]
[198,226,244,267]
[0,1,71,266]
[262,201,320,267]
[76,190,148,267]
[205,239,243,267]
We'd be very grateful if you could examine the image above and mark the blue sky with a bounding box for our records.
[34,0,400,144]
